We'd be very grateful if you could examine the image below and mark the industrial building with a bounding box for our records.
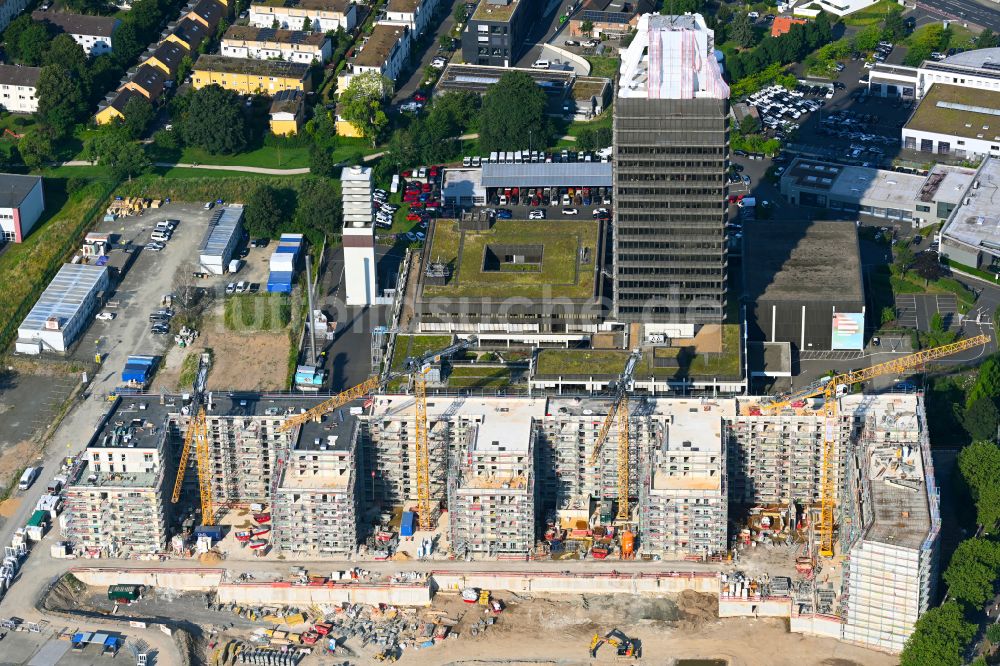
[413,217,608,343]
[779,158,976,229]
[341,165,377,306]
[16,263,109,355]
[0,173,44,243]
[461,0,533,67]
[613,13,729,334]
[902,84,1000,160]
[743,220,865,352]
[62,398,173,557]
[869,47,1000,101]
[199,205,245,275]
[938,156,1000,271]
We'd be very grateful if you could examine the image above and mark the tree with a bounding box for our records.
[44,34,89,81]
[439,34,453,49]
[944,538,1000,608]
[63,0,109,13]
[82,130,151,180]
[977,28,1000,49]
[959,440,1000,531]
[479,70,550,152]
[301,16,311,32]
[731,13,755,49]
[899,601,976,666]
[181,85,249,154]
[452,2,468,23]
[295,178,342,234]
[122,95,154,140]
[965,398,1000,444]
[339,71,391,147]
[272,18,280,30]
[36,65,87,138]
[882,9,907,41]
[17,128,54,170]
[581,20,594,34]
[244,185,283,238]
[880,306,896,326]
[968,356,1000,408]
[912,251,945,281]
[987,623,1000,645]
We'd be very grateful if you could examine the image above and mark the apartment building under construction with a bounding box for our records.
[63,399,173,557]
[272,408,359,556]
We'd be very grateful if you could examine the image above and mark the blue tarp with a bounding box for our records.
[400,511,415,537]
[267,271,294,293]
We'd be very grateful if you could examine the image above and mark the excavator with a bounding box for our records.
[589,629,639,658]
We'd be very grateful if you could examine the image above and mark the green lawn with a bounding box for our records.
[0,178,114,352]
[142,136,373,171]
[585,55,620,80]
[389,334,454,372]
[842,0,899,26]
[534,325,743,380]
[422,218,600,299]
[113,174,327,202]
[447,365,517,388]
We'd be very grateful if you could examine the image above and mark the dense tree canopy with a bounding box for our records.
[82,129,151,180]
[959,440,1000,531]
[943,538,1000,608]
[294,179,342,235]
[244,185,284,238]
[181,85,249,154]
[37,65,88,138]
[340,71,391,146]
[479,71,550,153]
[900,601,976,666]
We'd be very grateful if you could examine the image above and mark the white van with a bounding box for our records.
[18,467,37,491]
[150,230,171,243]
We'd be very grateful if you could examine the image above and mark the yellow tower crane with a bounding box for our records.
[756,334,990,557]
[170,406,215,526]
[589,349,642,523]
[278,337,477,531]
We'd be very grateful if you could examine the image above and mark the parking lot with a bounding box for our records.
[894,293,959,331]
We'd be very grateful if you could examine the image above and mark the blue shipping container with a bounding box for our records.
[400,511,416,537]
[121,356,156,383]
[267,271,294,293]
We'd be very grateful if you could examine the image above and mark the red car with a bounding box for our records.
[421,182,432,192]
[409,201,424,209]
[728,194,745,204]
[406,212,422,222]
[413,92,427,102]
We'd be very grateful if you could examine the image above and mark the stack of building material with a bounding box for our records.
[267,233,304,293]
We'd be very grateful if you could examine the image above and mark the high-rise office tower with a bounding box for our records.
[613,13,729,333]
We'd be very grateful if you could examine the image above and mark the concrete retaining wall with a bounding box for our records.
[719,597,792,618]
[71,567,225,591]
[791,613,844,640]
[431,570,719,595]
[215,582,432,606]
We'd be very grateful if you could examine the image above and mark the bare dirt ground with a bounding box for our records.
[153,303,291,392]
[40,580,897,666]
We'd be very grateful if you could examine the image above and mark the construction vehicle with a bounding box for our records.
[589,350,641,523]
[590,629,639,658]
[278,336,477,531]
[754,334,989,558]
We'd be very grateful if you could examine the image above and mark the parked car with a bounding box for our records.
[564,40,579,46]
[532,59,550,69]
[203,201,214,209]
[562,208,578,215]
[145,242,165,251]
[226,283,237,295]
[96,312,116,321]
[528,209,545,219]
[150,230,171,242]
[250,238,269,248]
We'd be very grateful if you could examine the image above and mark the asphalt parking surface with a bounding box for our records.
[894,294,959,331]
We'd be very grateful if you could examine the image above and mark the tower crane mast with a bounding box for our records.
[589,349,641,522]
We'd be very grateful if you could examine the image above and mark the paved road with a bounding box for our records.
[916,0,1000,31]
[516,0,572,68]
[394,0,459,102]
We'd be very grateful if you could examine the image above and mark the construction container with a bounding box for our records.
[107,584,144,602]
[199,205,245,275]
[267,271,294,293]
[121,355,157,386]
[26,510,49,541]
[269,233,304,273]
[400,511,415,537]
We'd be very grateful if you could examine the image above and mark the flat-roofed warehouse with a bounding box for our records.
[16,263,110,354]
[743,220,864,352]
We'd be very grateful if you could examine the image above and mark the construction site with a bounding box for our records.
[39,334,990,658]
